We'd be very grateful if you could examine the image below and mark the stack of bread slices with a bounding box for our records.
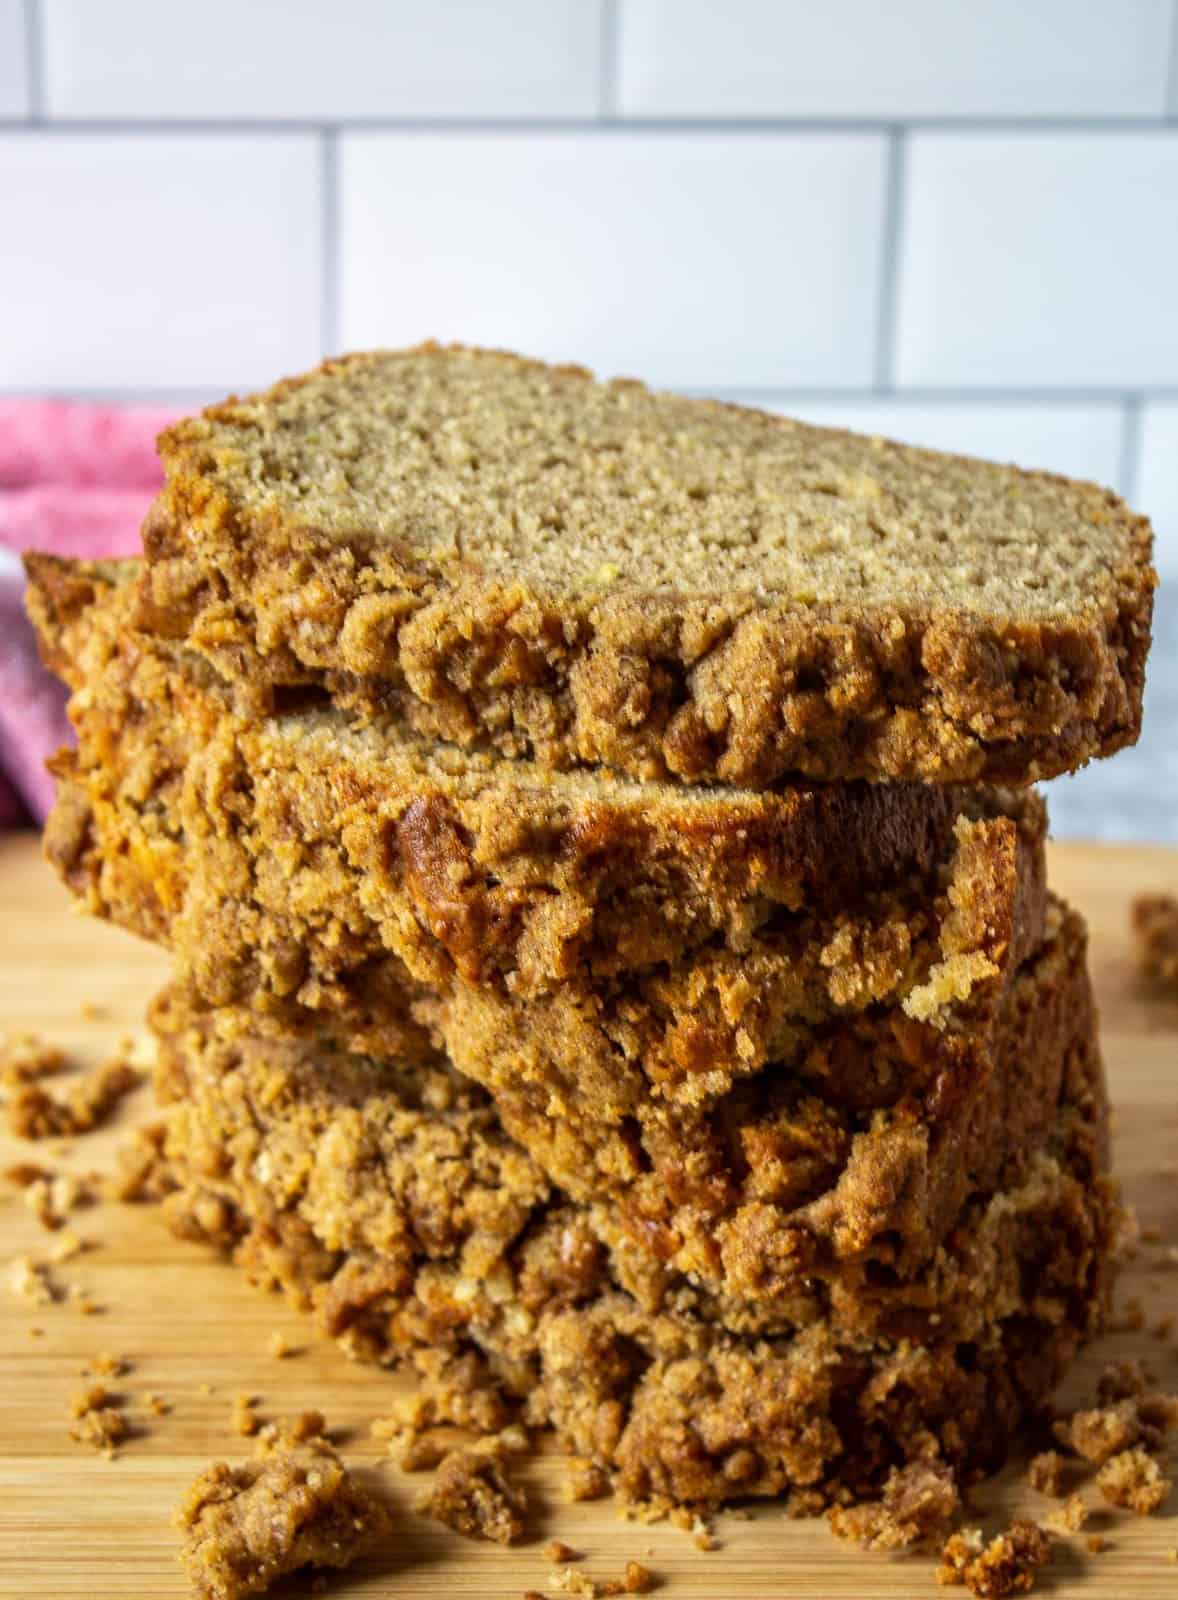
[27,344,1155,1513]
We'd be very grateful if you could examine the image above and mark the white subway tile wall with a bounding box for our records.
[896,132,1178,389]
[1139,404,1178,574]
[41,0,603,120]
[0,134,321,387]
[2,0,1177,606]
[0,0,29,116]
[340,132,886,387]
[619,0,1175,120]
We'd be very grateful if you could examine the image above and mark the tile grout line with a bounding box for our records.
[319,127,340,358]
[872,126,906,390]
[22,0,44,120]
[1118,394,1146,502]
[0,114,1177,136]
[598,0,620,119]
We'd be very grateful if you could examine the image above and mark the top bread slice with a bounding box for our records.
[136,343,1154,788]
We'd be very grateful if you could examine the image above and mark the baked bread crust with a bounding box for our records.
[155,978,1116,1508]
[135,344,1154,787]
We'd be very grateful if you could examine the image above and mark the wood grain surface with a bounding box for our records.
[1,831,1176,1600]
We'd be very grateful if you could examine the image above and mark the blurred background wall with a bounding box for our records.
[0,0,1174,836]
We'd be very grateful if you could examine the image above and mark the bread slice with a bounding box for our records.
[30,554,1037,998]
[136,344,1155,786]
[156,976,1116,1508]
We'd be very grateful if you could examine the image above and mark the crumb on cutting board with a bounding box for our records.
[0,1033,68,1087]
[7,1051,140,1139]
[68,1384,128,1456]
[1131,893,1178,988]
[176,1439,390,1600]
[1096,1448,1173,1514]
[828,1460,960,1551]
[1045,1494,1088,1533]
[937,1520,1051,1596]
[421,1445,527,1546]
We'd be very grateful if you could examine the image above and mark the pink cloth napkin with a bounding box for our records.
[0,401,182,826]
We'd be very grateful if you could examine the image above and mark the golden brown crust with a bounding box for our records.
[154,978,1118,1510]
[135,344,1154,788]
[148,900,1107,1347]
[433,904,1096,1308]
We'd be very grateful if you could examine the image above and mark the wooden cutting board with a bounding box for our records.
[1,831,1176,1600]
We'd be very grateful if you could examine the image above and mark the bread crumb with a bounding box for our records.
[829,1461,960,1551]
[1027,1451,1066,1497]
[545,1541,577,1563]
[68,1384,128,1456]
[396,1431,449,1472]
[1096,1448,1172,1514]
[1109,1297,1146,1334]
[147,1392,171,1417]
[1097,1358,1154,1402]
[253,1411,328,1455]
[554,1563,655,1598]
[1049,1491,1088,1529]
[1085,1534,1109,1554]
[232,1394,260,1437]
[0,1033,67,1087]
[83,1352,129,1377]
[267,1330,292,1359]
[176,1442,390,1600]
[1053,1390,1178,1464]
[6,1051,140,1139]
[1132,893,1178,988]
[937,1520,1050,1596]
[109,1122,175,1203]
[1045,1495,1088,1533]
[567,1458,610,1502]
[552,1571,596,1597]
[692,1530,716,1551]
[422,1446,526,1546]
[8,1254,58,1304]
[46,1228,87,1263]
[80,1001,105,1021]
